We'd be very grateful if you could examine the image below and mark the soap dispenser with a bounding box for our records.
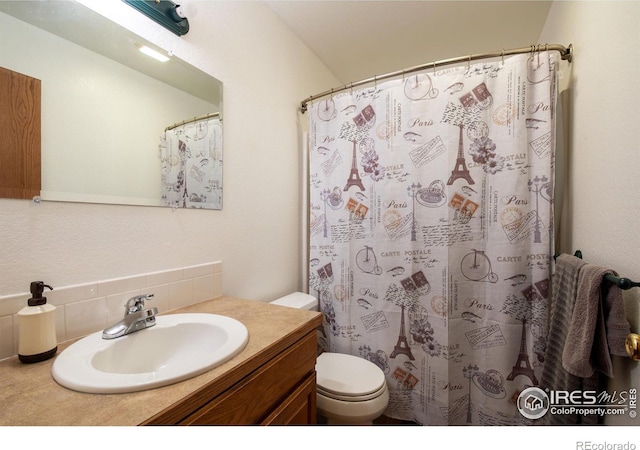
[17,281,57,363]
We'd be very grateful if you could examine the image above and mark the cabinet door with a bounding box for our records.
[180,331,317,425]
[261,373,316,425]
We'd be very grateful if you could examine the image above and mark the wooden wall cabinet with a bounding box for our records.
[143,329,318,425]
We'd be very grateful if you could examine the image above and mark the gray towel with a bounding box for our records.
[539,254,597,425]
[539,255,585,422]
[541,254,586,381]
[562,264,631,378]
[603,277,632,357]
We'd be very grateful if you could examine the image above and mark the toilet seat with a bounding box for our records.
[316,352,387,401]
[317,382,387,402]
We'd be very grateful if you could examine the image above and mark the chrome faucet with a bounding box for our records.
[102,294,158,339]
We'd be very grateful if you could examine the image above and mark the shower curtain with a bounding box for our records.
[307,52,557,425]
[160,117,223,209]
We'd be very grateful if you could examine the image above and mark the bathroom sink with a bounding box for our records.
[52,313,249,394]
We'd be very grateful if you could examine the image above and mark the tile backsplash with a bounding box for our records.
[0,261,222,360]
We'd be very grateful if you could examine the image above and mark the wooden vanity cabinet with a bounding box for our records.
[144,329,318,425]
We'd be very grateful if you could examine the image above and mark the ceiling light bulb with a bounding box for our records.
[138,45,169,62]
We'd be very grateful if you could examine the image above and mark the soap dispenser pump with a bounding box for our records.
[17,281,57,363]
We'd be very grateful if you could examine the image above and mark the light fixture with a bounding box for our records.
[136,44,170,62]
[122,0,189,37]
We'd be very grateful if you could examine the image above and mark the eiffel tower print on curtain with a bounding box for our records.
[344,141,365,191]
[441,100,483,185]
[338,105,375,192]
[448,124,474,185]
[390,304,415,360]
[506,319,538,385]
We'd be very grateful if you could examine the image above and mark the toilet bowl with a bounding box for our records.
[315,352,389,424]
[270,292,389,424]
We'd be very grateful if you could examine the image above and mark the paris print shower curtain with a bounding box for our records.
[160,116,223,209]
[307,52,557,425]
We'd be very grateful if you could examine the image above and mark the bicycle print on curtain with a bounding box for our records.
[307,52,557,425]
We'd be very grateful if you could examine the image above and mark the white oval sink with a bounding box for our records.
[52,313,249,394]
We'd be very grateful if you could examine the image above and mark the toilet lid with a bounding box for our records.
[316,352,386,398]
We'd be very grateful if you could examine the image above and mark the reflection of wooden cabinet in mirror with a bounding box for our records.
[0,67,40,200]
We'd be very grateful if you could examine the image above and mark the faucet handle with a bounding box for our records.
[125,293,155,314]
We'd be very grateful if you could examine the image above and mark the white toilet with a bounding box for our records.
[270,292,390,425]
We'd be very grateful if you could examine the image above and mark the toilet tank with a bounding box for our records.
[270,292,318,311]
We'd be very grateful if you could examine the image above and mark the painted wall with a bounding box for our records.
[0,1,339,301]
[539,1,640,425]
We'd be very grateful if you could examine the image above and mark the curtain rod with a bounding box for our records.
[165,112,221,131]
[300,43,573,113]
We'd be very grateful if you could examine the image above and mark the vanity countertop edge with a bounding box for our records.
[0,296,323,426]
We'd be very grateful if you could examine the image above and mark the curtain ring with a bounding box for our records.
[433,61,436,77]
[350,82,354,95]
[501,49,505,66]
[374,75,377,88]
[401,69,405,82]
[466,54,471,72]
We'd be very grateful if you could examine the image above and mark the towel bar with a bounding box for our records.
[555,250,640,290]
[604,273,640,290]
[555,250,639,361]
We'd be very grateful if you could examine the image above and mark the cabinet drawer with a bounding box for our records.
[180,331,317,424]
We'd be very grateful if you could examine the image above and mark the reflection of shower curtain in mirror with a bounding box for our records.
[307,52,558,424]
[160,117,222,209]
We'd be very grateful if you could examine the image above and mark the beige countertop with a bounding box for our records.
[0,296,322,426]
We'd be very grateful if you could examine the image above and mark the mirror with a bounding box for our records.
[0,1,223,209]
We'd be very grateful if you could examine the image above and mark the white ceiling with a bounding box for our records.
[264,1,553,84]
